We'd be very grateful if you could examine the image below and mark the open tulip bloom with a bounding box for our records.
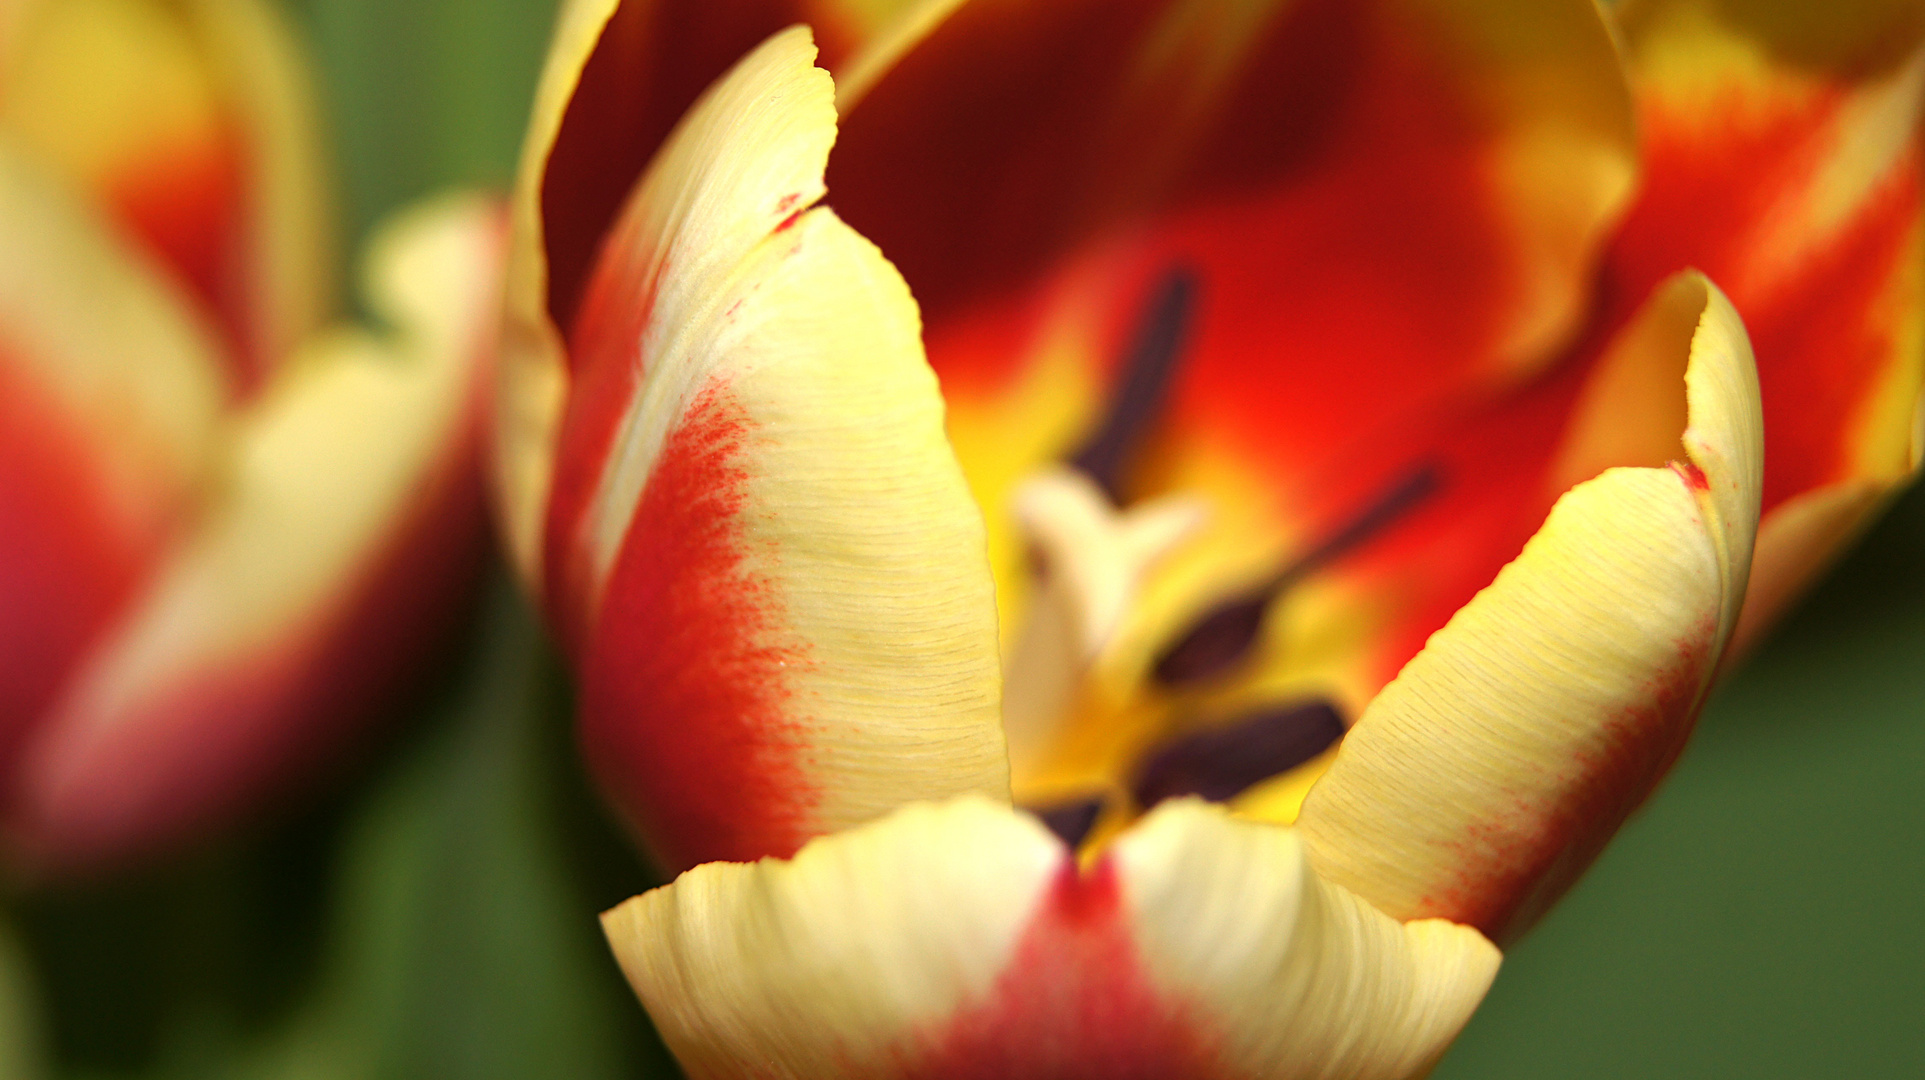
[0,0,506,876]
[495,0,1924,1074]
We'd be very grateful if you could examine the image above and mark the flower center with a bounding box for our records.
[1000,268,1438,851]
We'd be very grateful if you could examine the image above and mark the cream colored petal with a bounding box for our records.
[1300,273,1763,944]
[604,798,1063,1080]
[8,194,501,873]
[607,796,1497,1080]
[493,0,618,589]
[1115,800,1499,1080]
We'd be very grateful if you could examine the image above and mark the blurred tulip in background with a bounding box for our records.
[0,0,503,878]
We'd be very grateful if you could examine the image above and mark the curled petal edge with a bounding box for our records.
[1299,271,1763,944]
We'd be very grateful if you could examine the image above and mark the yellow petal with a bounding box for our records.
[7,193,502,874]
[605,796,1497,1079]
[1299,272,1763,944]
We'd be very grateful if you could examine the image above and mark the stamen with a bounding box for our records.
[1028,797,1106,849]
[1003,468,1206,768]
[1069,267,1200,501]
[1152,464,1441,685]
[1131,701,1345,807]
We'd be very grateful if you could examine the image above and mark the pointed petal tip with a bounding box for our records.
[1300,270,1762,942]
[2,190,505,879]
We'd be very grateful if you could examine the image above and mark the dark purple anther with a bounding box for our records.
[1131,701,1346,807]
[1069,267,1199,502]
[1028,797,1106,849]
[1152,464,1442,685]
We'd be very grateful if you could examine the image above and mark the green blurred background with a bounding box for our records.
[4,0,1921,1076]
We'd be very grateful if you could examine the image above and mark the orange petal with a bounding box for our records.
[4,194,503,877]
[1298,273,1762,944]
[1610,0,1925,651]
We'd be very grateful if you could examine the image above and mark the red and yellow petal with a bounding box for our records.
[2,194,502,877]
[495,0,936,587]
[556,29,1004,872]
[605,796,1497,1080]
[0,0,331,388]
[1298,273,1762,944]
[0,144,227,784]
[1610,0,1925,654]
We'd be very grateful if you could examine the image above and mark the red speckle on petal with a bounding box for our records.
[1675,460,1710,492]
[908,859,1224,1080]
[578,382,818,872]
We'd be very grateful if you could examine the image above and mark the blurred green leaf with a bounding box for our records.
[0,917,46,1080]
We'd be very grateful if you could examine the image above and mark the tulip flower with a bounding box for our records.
[0,0,507,876]
[495,0,1921,1073]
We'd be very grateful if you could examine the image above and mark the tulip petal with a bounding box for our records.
[0,144,226,778]
[1611,0,1925,654]
[605,796,1497,1080]
[0,0,331,386]
[184,0,335,382]
[3,194,502,876]
[496,0,938,587]
[559,29,1004,872]
[1299,273,1763,944]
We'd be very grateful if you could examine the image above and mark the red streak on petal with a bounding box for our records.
[909,859,1223,1080]
[1426,624,1714,943]
[108,124,254,391]
[0,356,165,782]
[579,382,817,872]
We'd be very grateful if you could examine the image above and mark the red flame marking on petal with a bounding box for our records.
[579,381,817,871]
[910,859,1223,1080]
